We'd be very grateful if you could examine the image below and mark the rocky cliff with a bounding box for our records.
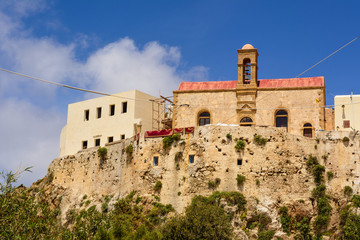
[37,125,360,239]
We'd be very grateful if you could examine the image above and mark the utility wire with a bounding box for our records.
[256,35,359,104]
[295,35,360,78]
[0,67,154,103]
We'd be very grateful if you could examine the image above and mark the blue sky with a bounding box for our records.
[0,0,359,186]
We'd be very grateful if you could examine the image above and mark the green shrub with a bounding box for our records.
[256,179,260,186]
[235,140,245,151]
[236,174,246,186]
[258,230,275,240]
[97,147,107,159]
[208,181,216,190]
[161,193,233,240]
[313,196,332,234]
[101,202,108,213]
[254,134,267,146]
[343,136,350,143]
[163,133,181,149]
[313,164,325,185]
[295,217,312,239]
[154,181,162,192]
[327,171,334,180]
[344,186,353,197]
[343,212,360,239]
[311,184,326,199]
[135,196,142,204]
[208,179,221,190]
[306,155,318,167]
[313,214,331,234]
[172,133,181,141]
[125,144,133,155]
[226,133,232,139]
[258,212,272,232]
[279,206,291,234]
[177,192,181,196]
[352,195,360,208]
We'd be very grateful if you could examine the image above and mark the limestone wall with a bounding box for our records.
[173,91,237,127]
[256,88,325,134]
[48,125,360,222]
[173,87,327,136]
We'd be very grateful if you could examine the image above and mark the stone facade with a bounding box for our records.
[173,44,334,137]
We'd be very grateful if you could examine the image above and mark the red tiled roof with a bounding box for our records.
[258,77,324,88]
[177,77,324,91]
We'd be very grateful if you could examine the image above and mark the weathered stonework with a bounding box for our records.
[46,125,360,234]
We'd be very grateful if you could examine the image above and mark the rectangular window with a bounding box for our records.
[97,107,102,118]
[84,110,89,121]
[121,134,125,140]
[237,159,243,166]
[189,155,195,164]
[344,120,350,128]
[108,136,114,143]
[95,138,100,146]
[109,104,115,116]
[153,156,159,166]
[122,102,127,113]
[82,141,88,149]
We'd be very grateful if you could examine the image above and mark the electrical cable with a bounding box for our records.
[0,67,155,103]
[256,35,360,104]
[295,35,360,78]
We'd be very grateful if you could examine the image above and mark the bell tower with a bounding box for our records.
[236,44,259,125]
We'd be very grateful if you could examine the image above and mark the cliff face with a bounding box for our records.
[43,125,360,238]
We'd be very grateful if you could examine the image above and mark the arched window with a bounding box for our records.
[275,110,288,129]
[198,112,210,126]
[240,117,253,126]
[243,58,251,84]
[303,123,313,138]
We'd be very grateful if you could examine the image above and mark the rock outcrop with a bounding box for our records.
[35,125,360,238]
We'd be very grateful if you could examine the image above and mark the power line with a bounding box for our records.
[0,67,154,103]
[256,35,359,104]
[295,35,360,78]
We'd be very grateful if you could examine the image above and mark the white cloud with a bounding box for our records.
[85,38,182,96]
[0,98,64,186]
[0,1,209,186]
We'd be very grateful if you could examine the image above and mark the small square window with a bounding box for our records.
[343,120,350,128]
[97,107,102,118]
[122,102,127,113]
[108,136,114,143]
[237,159,243,166]
[82,140,88,149]
[121,134,125,140]
[189,155,195,164]
[153,156,159,166]
[84,110,89,121]
[110,105,115,116]
[95,138,100,146]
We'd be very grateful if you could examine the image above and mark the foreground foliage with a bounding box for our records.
[0,168,247,240]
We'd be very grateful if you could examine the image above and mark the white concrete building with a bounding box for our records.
[60,89,157,157]
[334,94,360,131]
